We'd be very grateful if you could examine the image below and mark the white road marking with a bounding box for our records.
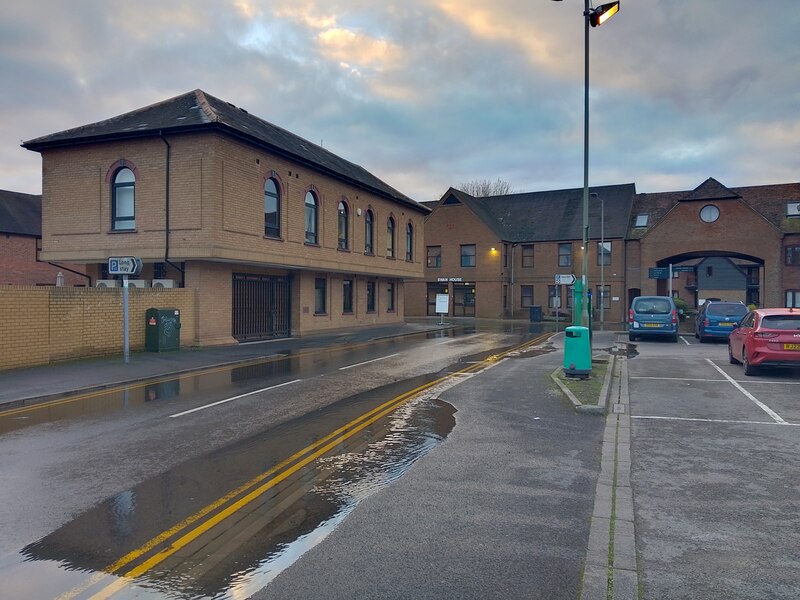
[169,379,303,417]
[631,376,727,382]
[679,335,690,345]
[633,415,800,426]
[338,353,399,370]
[706,359,787,424]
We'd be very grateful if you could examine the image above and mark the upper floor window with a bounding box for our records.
[405,222,413,261]
[786,245,800,266]
[521,244,534,268]
[264,178,280,238]
[787,202,800,217]
[305,191,318,244]
[558,243,572,267]
[427,246,442,268]
[337,201,349,250]
[387,217,396,258]
[597,241,611,266]
[503,244,509,268]
[461,244,476,267]
[634,213,649,228]
[112,168,136,231]
[787,290,800,308]
[365,209,374,254]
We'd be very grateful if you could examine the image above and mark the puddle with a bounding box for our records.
[2,386,456,599]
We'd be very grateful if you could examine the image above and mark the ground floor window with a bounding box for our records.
[520,285,533,308]
[427,282,448,316]
[343,279,353,313]
[387,281,396,312]
[367,281,376,312]
[787,290,800,308]
[315,277,326,314]
[453,283,475,317]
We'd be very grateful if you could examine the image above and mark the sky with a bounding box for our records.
[1,0,798,203]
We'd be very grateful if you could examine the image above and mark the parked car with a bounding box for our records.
[728,308,800,375]
[695,300,748,342]
[628,296,679,342]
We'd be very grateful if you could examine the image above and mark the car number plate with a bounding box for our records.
[720,322,734,327]
[784,343,800,351]
[644,323,660,328]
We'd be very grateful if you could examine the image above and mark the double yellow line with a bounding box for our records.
[58,332,552,599]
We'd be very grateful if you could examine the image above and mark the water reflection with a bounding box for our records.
[12,393,455,599]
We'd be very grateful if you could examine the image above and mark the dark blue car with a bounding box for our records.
[695,301,748,342]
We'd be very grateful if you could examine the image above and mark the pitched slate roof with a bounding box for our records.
[22,89,429,214]
[0,189,42,236]
[437,183,636,243]
[630,178,800,238]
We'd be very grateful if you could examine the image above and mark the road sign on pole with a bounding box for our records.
[108,256,143,276]
[555,274,576,285]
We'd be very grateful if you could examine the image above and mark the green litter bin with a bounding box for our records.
[145,308,181,352]
[563,325,591,378]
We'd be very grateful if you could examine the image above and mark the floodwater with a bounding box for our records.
[0,378,456,599]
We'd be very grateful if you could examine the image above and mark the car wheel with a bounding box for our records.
[694,331,699,339]
[628,334,637,342]
[672,334,679,343]
[743,351,757,376]
[698,334,706,343]
[728,343,740,364]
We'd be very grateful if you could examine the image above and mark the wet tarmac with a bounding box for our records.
[1,378,456,599]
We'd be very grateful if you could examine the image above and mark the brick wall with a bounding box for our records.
[0,234,87,286]
[0,286,197,371]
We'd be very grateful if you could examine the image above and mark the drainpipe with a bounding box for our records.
[159,132,185,286]
[510,243,516,317]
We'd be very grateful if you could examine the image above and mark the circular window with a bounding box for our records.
[699,204,720,223]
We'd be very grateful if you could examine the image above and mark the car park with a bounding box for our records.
[695,300,748,342]
[628,295,679,342]
[728,308,800,375]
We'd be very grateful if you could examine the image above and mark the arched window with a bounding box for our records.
[112,168,136,230]
[337,201,349,250]
[386,216,395,258]
[305,191,318,244]
[264,178,280,237]
[364,209,374,254]
[405,222,413,261]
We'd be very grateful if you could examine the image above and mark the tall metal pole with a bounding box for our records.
[600,195,605,329]
[580,0,590,330]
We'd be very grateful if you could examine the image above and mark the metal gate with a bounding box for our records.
[232,273,291,341]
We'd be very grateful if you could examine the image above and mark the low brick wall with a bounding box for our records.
[0,285,197,371]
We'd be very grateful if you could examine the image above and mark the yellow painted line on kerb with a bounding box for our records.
[63,332,552,600]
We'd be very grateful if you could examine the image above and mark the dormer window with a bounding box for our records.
[787,201,800,217]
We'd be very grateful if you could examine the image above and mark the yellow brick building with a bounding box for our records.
[23,90,429,345]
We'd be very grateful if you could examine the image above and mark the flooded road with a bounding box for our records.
[0,325,553,599]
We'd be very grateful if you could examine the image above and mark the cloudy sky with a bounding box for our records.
[1,0,798,202]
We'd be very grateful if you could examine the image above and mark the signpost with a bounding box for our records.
[108,256,143,363]
[555,274,576,285]
[435,293,449,325]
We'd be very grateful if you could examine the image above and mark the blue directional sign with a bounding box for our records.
[108,256,142,276]
[672,265,694,273]
[648,267,669,279]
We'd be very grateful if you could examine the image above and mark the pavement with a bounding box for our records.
[0,318,634,599]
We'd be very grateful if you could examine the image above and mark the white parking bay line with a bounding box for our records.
[706,359,787,424]
[169,379,302,418]
[679,335,690,345]
[633,415,800,426]
[339,353,399,370]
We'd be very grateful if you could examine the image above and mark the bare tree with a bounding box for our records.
[456,178,514,197]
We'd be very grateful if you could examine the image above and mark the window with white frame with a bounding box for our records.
[597,241,611,266]
[112,167,136,231]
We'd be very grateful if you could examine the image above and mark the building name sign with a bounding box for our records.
[437,277,463,282]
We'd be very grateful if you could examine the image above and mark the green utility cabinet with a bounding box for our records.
[563,325,592,378]
[145,308,181,352]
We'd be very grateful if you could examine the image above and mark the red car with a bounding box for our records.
[728,308,800,375]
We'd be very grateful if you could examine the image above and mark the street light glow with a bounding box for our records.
[590,2,620,27]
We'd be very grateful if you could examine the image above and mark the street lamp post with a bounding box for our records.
[552,0,620,344]
[591,192,605,330]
